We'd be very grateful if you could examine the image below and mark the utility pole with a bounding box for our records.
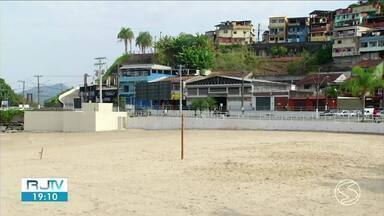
[117,64,121,112]
[94,57,106,103]
[34,75,42,109]
[18,80,26,105]
[241,71,245,116]
[83,73,90,102]
[179,65,183,114]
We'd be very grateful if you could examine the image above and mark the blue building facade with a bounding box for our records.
[287,17,309,43]
[118,64,175,109]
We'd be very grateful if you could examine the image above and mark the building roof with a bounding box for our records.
[295,72,347,86]
[158,76,199,83]
[215,20,252,27]
[309,10,334,15]
[353,59,383,68]
[120,64,172,70]
[209,71,253,78]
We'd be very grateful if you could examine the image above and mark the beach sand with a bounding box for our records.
[1,130,383,215]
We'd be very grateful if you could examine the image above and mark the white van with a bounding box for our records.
[364,108,374,117]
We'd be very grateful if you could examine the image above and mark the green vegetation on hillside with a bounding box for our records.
[0,78,22,106]
[287,46,333,75]
[155,33,215,69]
[214,47,260,72]
[103,54,131,79]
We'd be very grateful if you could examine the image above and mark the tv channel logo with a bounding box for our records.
[21,178,68,202]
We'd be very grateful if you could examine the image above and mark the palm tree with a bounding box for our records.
[347,66,384,115]
[117,27,134,54]
[135,31,153,54]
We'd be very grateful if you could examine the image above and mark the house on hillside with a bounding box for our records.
[205,20,255,46]
[309,10,335,42]
[268,16,288,43]
[287,17,310,43]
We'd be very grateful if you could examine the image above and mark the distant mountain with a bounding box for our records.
[22,83,69,105]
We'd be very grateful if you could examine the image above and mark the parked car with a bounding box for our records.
[320,110,334,116]
[373,108,382,118]
[335,110,356,117]
[213,110,230,117]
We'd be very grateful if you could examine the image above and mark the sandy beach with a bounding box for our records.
[1,130,383,215]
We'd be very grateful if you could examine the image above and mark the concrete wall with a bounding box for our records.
[24,103,127,132]
[95,112,127,131]
[126,117,384,134]
[24,111,64,132]
[62,112,96,132]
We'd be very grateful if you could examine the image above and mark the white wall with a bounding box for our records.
[24,111,63,132]
[24,103,127,132]
[126,117,384,134]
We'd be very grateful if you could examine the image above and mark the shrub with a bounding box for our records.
[0,109,24,124]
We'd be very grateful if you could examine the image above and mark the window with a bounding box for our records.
[123,85,130,92]
[379,40,384,47]
[369,41,377,47]
[233,31,237,34]
[173,83,180,90]
[199,88,208,95]
[188,88,198,95]
[228,87,240,95]
[337,40,342,44]
[224,29,228,33]
[210,87,226,93]
[243,31,247,34]
[361,42,368,47]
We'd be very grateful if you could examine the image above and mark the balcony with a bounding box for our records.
[360,36,384,52]
[334,32,356,39]
[332,49,359,57]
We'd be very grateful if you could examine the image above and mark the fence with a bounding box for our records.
[126,116,384,134]
[130,109,383,124]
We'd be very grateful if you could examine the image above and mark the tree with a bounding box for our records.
[271,46,288,57]
[0,78,22,106]
[117,27,134,54]
[315,46,333,64]
[287,50,317,75]
[191,97,217,115]
[136,31,153,54]
[346,66,384,108]
[155,33,215,69]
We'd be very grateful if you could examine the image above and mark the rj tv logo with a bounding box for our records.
[21,178,68,202]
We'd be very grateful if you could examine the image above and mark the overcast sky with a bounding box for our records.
[0,1,355,91]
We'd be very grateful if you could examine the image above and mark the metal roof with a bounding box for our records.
[119,64,171,70]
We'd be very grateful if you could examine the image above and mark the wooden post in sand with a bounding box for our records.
[181,114,184,160]
[39,147,44,160]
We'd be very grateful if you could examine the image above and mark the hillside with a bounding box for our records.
[254,57,302,76]
[23,83,69,105]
